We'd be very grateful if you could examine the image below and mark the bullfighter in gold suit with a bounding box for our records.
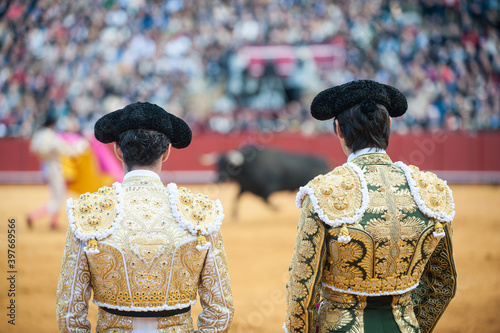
[56,102,234,332]
[284,81,456,333]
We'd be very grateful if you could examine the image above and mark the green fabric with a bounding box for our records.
[411,224,457,332]
[364,296,401,333]
[285,197,327,333]
[285,153,457,333]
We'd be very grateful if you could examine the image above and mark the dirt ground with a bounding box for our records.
[0,183,499,333]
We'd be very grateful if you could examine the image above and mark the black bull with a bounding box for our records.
[214,147,331,217]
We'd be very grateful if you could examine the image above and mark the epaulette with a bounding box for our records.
[66,183,124,254]
[166,183,224,251]
[296,163,369,235]
[394,162,455,224]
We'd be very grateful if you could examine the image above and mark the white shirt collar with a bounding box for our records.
[347,148,386,163]
[123,169,161,181]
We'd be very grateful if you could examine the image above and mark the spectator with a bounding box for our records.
[0,0,498,136]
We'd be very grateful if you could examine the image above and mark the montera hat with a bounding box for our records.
[310,80,407,120]
[94,102,192,149]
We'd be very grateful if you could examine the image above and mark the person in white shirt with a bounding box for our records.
[28,115,88,229]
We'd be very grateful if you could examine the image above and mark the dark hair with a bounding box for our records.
[117,129,170,171]
[42,113,57,127]
[334,99,391,151]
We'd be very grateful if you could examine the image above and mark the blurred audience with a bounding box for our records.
[0,0,498,136]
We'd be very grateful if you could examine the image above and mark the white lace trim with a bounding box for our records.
[433,230,446,238]
[394,161,455,223]
[166,183,224,236]
[338,235,351,244]
[322,281,419,297]
[196,242,212,251]
[93,298,196,312]
[295,163,369,228]
[84,248,100,255]
[296,185,315,209]
[66,182,125,254]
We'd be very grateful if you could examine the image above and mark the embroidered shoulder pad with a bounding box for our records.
[296,163,369,227]
[66,183,124,242]
[167,183,224,236]
[395,162,455,223]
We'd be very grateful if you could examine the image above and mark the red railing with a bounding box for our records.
[1,131,499,183]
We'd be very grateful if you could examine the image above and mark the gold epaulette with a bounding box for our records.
[296,163,369,229]
[167,184,224,248]
[66,183,123,253]
[395,162,455,223]
[408,165,455,221]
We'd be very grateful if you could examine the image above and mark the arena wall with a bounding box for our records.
[1,131,499,184]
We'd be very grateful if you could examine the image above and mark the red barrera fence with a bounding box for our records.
[1,131,499,184]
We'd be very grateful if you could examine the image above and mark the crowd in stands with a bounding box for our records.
[0,0,499,137]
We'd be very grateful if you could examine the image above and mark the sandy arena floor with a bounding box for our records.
[0,183,499,333]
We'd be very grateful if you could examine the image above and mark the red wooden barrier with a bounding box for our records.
[1,131,499,183]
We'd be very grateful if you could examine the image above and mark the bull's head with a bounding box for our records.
[216,150,245,183]
[199,150,245,183]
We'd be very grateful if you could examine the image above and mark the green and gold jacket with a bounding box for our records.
[56,172,234,332]
[284,153,456,333]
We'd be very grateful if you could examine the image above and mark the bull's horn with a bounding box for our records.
[227,150,244,167]
[199,153,219,166]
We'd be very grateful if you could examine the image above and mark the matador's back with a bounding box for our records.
[285,153,456,333]
[57,171,234,332]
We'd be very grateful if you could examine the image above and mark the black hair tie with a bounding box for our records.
[360,99,377,120]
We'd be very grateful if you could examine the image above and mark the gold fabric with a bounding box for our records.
[56,175,234,332]
[95,308,195,332]
[306,165,364,219]
[411,223,456,333]
[72,186,117,236]
[406,165,454,217]
[177,186,219,226]
[285,153,456,333]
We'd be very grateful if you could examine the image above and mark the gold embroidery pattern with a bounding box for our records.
[158,312,194,332]
[96,307,133,332]
[56,228,92,332]
[408,166,454,217]
[177,186,219,228]
[318,288,365,333]
[122,176,161,188]
[57,176,234,332]
[392,293,419,333]
[319,308,354,332]
[370,166,421,279]
[307,166,363,220]
[94,309,195,332]
[321,161,439,296]
[286,154,456,332]
[130,234,168,264]
[163,242,206,306]
[285,198,326,332]
[197,231,234,332]
[97,183,207,310]
[73,186,117,235]
[412,224,456,333]
[351,153,393,166]
[88,244,131,307]
[368,188,416,215]
[408,229,441,279]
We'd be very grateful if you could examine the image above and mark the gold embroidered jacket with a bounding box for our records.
[56,173,234,332]
[284,153,456,333]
